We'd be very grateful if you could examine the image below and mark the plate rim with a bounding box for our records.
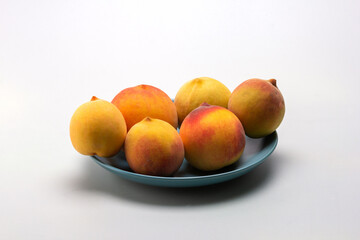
[91,131,278,183]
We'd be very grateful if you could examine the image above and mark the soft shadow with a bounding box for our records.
[70,152,282,206]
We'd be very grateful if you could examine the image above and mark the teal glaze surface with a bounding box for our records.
[92,131,278,187]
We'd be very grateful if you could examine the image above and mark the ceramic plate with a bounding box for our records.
[91,131,278,187]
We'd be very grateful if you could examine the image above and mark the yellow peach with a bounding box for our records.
[228,78,285,138]
[124,118,184,176]
[174,77,231,124]
[179,103,245,171]
[70,96,127,157]
[111,85,178,130]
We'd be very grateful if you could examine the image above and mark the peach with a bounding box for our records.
[124,117,184,176]
[179,103,245,171]
[174,77,231,124]
[111,85,178,130]
[228,78,285,138]
[70,96,127,157]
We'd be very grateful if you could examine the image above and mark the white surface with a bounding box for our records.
[1,0,360,239]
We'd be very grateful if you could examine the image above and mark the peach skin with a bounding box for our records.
[179,103,245,171]
[70,96,127,157]
[124,117,184,176]
[228,78,285,138]
[174,77,231,124]
[112,84,178,130]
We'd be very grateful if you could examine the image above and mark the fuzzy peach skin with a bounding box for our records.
[111,85,178,130]
[179,103,245,171]
[174,77,231,124]
[124,117,184,176]
[228,78,285,138]
[70,96,127,157]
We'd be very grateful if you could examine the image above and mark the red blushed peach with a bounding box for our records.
[228,78,285,138]
[112,85,178,130]
[124,118,184,176]
[179,103,245,171]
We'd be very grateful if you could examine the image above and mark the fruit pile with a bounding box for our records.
[70,77,285,176]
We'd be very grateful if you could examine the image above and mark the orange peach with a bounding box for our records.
[179,103,245,171]
[228,78,285,138]
[174,77,231,124]
[70,96,127,157]
[124,117,184,176]
[111,85,178,130]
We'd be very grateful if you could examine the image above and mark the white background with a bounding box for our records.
[1,0,360,239]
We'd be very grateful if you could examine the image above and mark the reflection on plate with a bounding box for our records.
[92,131,277,187]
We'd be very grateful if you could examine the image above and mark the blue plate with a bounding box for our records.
[91,131,278,187]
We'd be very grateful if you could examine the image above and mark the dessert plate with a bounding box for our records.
[91,131,278,187]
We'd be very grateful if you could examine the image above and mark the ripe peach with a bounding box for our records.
[124,117,184,176]
[70,96,127,157]
[228,78,285,138]
[111,85,178,130]
[174,77,231,124]
[179,103,245,171]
